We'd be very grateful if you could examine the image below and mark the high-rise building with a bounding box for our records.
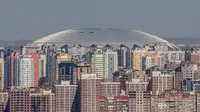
[38,54,47,86]
[91,49,105,79]
[81,74,102,112]
[151,89,196,112]
[30,89,55,112]
[163,51,185,63]
[57,53,72,64]
[118,44,129,68]
[197,93,200,112]
[19,56,34,87]
[158,55,165,69]
[192,79,200,93]
[128,91,151,112]
[99,93,129,112]
[0,59,4,91]
[55,81,78,112]
[101,82,120,97]
[76,62,91,81]
[132,49,146,70]
[142,56,152,70]
[126,79,148,94]
[9,87,31,112]
[47,49,58,87]
[6,53,20,87]
[104,49,118,78]
[151,71,173,95]
[58,61,77,85]
[174,72,183,90]
[132,71,148,82]
[181,63,200,92]
[21,44,41,55]
[0,47,4,58]
[31,54,40,87]
[91,48,118,79]
[9,87,55,112]
[113,68,133,91]
[0,92,8,111]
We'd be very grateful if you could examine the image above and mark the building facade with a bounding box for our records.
[55,81,78,112]
[81,74,102,112]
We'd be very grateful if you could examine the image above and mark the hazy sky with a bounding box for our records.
[0,0,200,40]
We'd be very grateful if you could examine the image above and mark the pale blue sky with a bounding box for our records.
[0,0,200,40]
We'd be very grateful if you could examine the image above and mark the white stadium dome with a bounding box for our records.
[34,28,179,50]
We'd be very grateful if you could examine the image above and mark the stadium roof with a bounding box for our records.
[34,28,179,50]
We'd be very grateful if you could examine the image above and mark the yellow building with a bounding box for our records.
[133,50,146,70]
[57,53,72,64]
[0,58,4,91]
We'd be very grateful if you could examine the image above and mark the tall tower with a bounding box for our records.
[81,74,102,112]
[104,49,118,78]
[19,56,34,87]
[47,48,58,87]
[91,49,105,79]
[38,54,47,86]
[0,58,4,91]
[55,81,78,112]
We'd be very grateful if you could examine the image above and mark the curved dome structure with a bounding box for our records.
[34,28,179,50]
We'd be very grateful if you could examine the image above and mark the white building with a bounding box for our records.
[91,49,118,79]
[104,50,118,78]
[91,49,105,79]
[39,54,47,78]
[19,56,34,87]
[151,71,173,95]
[145,56,152,69]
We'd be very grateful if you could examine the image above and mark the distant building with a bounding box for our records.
[91,49,105,78]
[192,79,200,93]
[38,54,47,86]
[99,92,129,112]
[126,79,148,94]
[0,47,4,58]
[104,49,118,78]
[0,59,4,91]
[91,48,118,79]
[174,72,183,90]
[118,44,132,68]
[0,92,8,111]
[132,71,148,82]
[58,61,77,85]
[30,89,55,112]
[113,69,133,91]
[101,82,121,97]
[128,91,151,112]
[151,89,196,112]
[76,62,91,81]
[181,63,199,91]
[55,81,78,112]
[196,94,200,112]
[21,44,41,55]
[47,48,58,87]
[132,49,146,70]
[9,87,55,112]
[151,71,173,95]
[81,74,102,112]
[9,87,31,112]
[19,55,34,87]
[4,53,20,87]
[153,44,169,51]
